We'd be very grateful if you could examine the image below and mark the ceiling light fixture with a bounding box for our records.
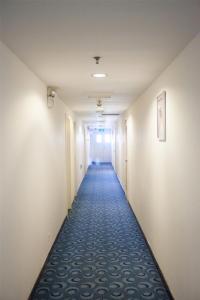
[92,73,107,78]
[96,107,104,113]
[92,56,107,78]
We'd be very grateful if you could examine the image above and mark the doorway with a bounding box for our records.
[89,128,112,164]
[65,114,75,210]
[124,120,128,194]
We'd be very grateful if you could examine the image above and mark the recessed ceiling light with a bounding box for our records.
[92,73,107,78]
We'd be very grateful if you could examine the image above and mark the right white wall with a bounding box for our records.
[120,32,200,300]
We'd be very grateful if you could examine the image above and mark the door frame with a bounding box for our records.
[124,119,128,195]
[65,113,75,210]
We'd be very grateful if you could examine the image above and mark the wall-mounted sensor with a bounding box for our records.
[47,87,56,108]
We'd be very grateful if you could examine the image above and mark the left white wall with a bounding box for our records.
[0,41,73,300]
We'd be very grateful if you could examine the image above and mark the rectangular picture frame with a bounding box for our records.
[157,91,166,142]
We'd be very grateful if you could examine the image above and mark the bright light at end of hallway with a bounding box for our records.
[96,134,102,143]
[105,134,111,143]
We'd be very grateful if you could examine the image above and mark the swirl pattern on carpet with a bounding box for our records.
[30,164,172,300]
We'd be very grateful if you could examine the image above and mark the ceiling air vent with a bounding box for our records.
[102,113,120,116]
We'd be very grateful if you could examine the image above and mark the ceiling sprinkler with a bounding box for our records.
[97,99,102,107]
[96,99,104,113]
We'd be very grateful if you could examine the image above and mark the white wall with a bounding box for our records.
[0,41,75,300]
[116,32,200,300]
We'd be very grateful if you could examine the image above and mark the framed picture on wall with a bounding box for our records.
[157,91,166,141]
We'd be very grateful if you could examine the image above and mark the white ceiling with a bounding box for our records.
[1,0,200,116]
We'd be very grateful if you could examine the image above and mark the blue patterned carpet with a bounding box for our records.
[31,164,172,300]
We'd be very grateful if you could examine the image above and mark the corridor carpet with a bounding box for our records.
[31,164,172,300]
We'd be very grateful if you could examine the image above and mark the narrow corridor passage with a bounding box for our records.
[31,164,171,300]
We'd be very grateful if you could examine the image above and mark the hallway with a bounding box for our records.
[31,164,171,300]
[1,1,200,299]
